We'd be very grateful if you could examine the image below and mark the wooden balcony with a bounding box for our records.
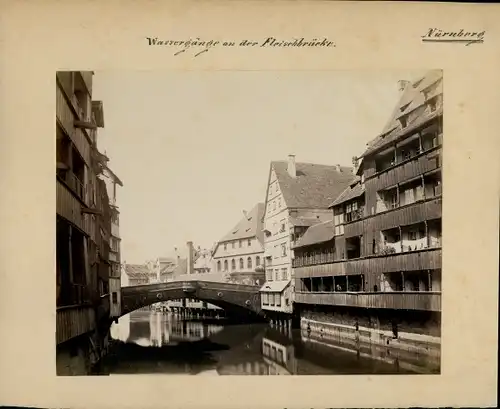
[56,180,91,235]
[344,197,442,238]
[56,305,96,344]
[294,248,441,278]
[295,291,441,312]
[367,147,441,191]
[56,84,91,165]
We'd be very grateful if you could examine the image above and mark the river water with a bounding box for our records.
[98,309,435,375]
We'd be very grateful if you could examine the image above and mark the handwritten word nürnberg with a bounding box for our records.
[421,28,485,46]
[145,37,335,56]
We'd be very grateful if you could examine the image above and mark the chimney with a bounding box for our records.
[335,164,341,172]
[187,241,194,275]
[287,154,296,178]
[397,80,410,93]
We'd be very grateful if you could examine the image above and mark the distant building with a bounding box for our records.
[193,246,212,274]
[260,156,354,316]
[211,203,266,285]
[124,263,155,286]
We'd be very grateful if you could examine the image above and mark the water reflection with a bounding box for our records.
[101,310,435,375]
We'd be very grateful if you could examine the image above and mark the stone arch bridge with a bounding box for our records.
[121,281,263,319]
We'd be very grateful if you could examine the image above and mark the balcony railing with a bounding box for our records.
[295,291,441,311]
[56,305,96,345]
[294,248,441,278]
[56,84,91,165]
[293,252,335,267]
[57,169,86,203]
[369,146,442,191]
[344,197,441,238]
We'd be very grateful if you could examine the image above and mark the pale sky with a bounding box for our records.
[92,70,425,264]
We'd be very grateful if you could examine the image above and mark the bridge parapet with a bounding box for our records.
[120,280,262,318]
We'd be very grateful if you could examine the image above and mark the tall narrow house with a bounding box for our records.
[212,203,266,285]
[293,70,443,366]
[102,165,123,319]
[56,71,118,374]
[260,156,354,317]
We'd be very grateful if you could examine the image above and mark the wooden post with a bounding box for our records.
[398,225,403,252]
[418,131,423,153]
[401,271,405,291]
[424,220,429,248]
[68,226,74,283]
[420,174,426,201]
[396,184,400,207]
[346,275,349,292]
[320,277,324,292]
[427,270,432,291]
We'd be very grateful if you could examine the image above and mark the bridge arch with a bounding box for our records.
[120,280,263,319]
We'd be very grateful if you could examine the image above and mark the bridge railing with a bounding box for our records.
[121,280,260,295]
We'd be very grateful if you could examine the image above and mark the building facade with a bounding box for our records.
[56,71,118,375]
[212,203,266,285]
[124,263,156,286]
[293,70,442,366]
[260,156,354,316]
[102,166,123,319]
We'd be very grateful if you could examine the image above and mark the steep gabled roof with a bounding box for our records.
[219,203,265,244]
[272,161,354,209]
[293,220,335,249]
[359,69,443,159]
[329,178,365,208]
[124,263,151,278]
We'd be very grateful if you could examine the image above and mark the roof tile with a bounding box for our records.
[272,161,354,209]
[293,220,335,248]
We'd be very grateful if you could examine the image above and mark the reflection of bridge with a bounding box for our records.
[121,281,262,318]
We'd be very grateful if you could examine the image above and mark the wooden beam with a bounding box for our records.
[81,206,102,215]
[74,120,97,130]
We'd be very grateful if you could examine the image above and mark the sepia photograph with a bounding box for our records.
[55,69,443,376]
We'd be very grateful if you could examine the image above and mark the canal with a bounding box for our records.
[96,309,438,375]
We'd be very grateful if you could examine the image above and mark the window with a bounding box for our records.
[281,243,287,257]
[280,220,286,233]
[281,268,287,280]
[275,269,279,281]
[400,116,407,128]
[232,242,235,249]
[247,257,252,269]
[278,198,281,208]
[112,292,118,304]
[276,293,281,306]
[273,201,276,211]
[256,256,261,267]
[263,293,269,305]
[408,230,418,241]
[270,293,275,306]
[231,259,236,270]
[224,260,228,271]
[223,243,227,251]
[345,201,359,222]
[239,258,244,269]
[428,98,437,112]
[217,261,221,272]
[248,238,252,246]
[239,240,242,248]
